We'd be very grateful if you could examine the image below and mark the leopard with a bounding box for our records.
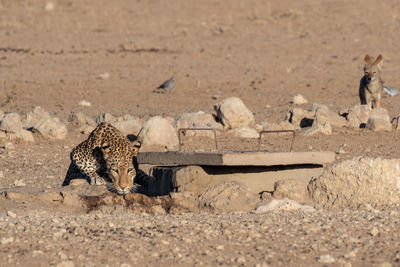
[63,122,144,195]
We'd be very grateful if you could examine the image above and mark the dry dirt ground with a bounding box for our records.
[1,0,400,266]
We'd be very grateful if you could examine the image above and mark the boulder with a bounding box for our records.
[197,181,259,212]
[69,112,96,126]
[0,113,23,133]
[308,157,400,209]
[95,113,117,125]
[292,94,308,104]
[213,97,255,129]
[230,126,259,138]
[15,129,34,143]
[304,122,332,136]
[314,105,346,128]
[114,119,142,136]
[35,117,68,139]
[24,106,67,139]
[285,107,314,128]
[272,179,310,203]
[138,116,178,151]
[176,111,222,137]
[345,105,371,128]
[366,107,392,132]
[78,124,95,135]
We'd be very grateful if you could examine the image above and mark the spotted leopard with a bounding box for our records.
[63,122,144,195]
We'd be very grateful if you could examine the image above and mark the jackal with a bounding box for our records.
[359,54,383,108]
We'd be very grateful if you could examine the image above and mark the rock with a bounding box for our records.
[272,179,310,203]
[24,107,67,139]
[98,72,110,80]
[197,181,259,212]
[44,2,55,11]
[230,126,259,138]
[0,236,14,244]
[0,109,4,120]
[308,157,400,209]
[169,192,199,213]
[78,124,95,135]
[254,198,315,213]
[24,106,51,128]
[314,105,346,128]
[7,210,16,218]
[69,112,96,126]
[285,107,314,128]
[213,97,255,129]
[318,254,335,264]
[0,113,23,133]
[15,129,34,143]
[78,100,91,107]
[13,179,26,187]
[35,117,68,139]
[138,116,178,151]
[176,111,222,137]
[345,105,371,128]
[95,113,116,125]
[304,122,332,136]
[366,107,392,132]
[5,142,15,149]
[114,119,142,136]
[292,94,308,104]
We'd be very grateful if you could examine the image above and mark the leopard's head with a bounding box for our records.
[99,139,141,195]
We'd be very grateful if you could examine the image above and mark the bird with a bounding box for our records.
[155,77,175,93]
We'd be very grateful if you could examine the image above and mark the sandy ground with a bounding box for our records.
[1,0,400,266]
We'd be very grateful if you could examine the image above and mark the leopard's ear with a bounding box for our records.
[100,142,111,158]
[131,140,141,155]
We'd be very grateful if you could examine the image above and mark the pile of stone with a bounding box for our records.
[286,102,394,136]
[0,106,68,145]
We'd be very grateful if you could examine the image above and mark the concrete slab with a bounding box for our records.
[138,151,335,166]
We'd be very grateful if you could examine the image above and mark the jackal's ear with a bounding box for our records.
[364,54,372,64]
[374,55,383,70]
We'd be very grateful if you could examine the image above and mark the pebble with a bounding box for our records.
[318,254,335,263]
[98,72,110,80]
[370,227,379,236]
[236,256,246,264]
[7,211,16,218]
[44,2,54,11]
[79,100,92,107]
[0,237,14,244]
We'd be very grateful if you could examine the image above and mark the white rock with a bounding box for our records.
[254,198,315,213]
[366,107,392,132]
[114,119,142,136]
[15,129,34,143]
[78,100,92,107]
[7,211,16,218]
[318,254,335,264]
[24,106,51,129]
[95,113,116,124]
[314,105,346,128]
[230,126,259,138]
[138,116,178,151]
[309,157,400,209]
[5,142,15,149]
[35,117,67,139]
[176,111,222,137]
[198,181,259,212]
[0,113,23,133]
[0,237,14,244]
[44,2,54,11]
[69,112,95,126]
[304,122,332,136]
[292,94,308,104]
[13,179,26,187]
[214,97,255,129]
[98,72,110,80]
[78,125,95,135]
[346,105,371,128]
